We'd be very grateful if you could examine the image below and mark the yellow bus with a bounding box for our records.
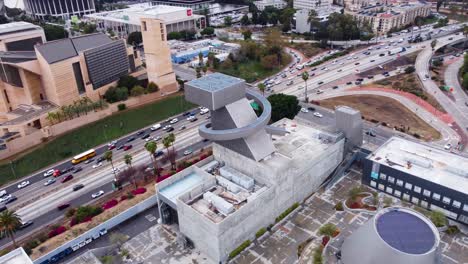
[71,149,96,164]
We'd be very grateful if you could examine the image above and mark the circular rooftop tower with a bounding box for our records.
[341,207,440,264]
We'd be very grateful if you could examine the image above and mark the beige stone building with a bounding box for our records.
[351,2,431,35]
[0,20,176,142]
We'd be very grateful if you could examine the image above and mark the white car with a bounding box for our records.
[169,118,178,124]
[300,108,309,113]
[145,136,154,142]
[44,178,56,186]
[150,123,161,131]
[187,115,196,121]
[92,162,103,169]
[153,136,161,141]
[422,78,427,81]
[91,190,105,199]
[444,143,451,150]
[111,167,121,173]
[314,112,323,118]
[43,169,55,177]
[17,181,30,189]
[163,125,172,130]
[0,194,11,203]
[183,149,193,156]
[200,107,209,115]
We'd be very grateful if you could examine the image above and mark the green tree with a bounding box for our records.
[130,85,145,97]
[202,65,208,75]
[224,16,233,27]
[201,27,214,36]
[115,87,129,102]
[267,94,301,122]
[124,154,133,168]
[0,210,22,248]
[118,75,139,90]
[196,67,202,78]
[241,14,250,25]
[146,82,159,93]
[405,66,415,74]
[127,31,142,46]
[429,211,447,227]
[145,141,160,178]
[307,9,320,31]
[318,223,338,237]
[167,31,182,40]
[242,29,252,40]
[83,23,97,34]
[302,71,309,102]
[43,24,68,41]
[431,39,437,50]
[462,72,468,90]
[257,83,266,95]
[103,151,117,178]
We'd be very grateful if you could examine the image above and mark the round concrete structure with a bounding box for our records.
[341,207,439,264]
[198,90,272,141]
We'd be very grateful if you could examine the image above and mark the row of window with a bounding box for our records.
[370,180,468,213]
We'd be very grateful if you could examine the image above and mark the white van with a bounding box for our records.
[150,123,161,131]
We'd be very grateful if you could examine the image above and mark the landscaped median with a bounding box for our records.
[0,94,196,186]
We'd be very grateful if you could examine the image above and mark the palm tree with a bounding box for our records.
[0,210,22,248]
[257,83,266,95]
[144,141,160,178]
[202,65,208,75]
[307,10,319,33]
[302,71,309,103]
[103,151,117,178]
[163,133,176,170]
[124,154,133,168]
[431,39,437,51]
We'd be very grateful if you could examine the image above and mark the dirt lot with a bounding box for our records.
[359,51,419,77]
[319,95,441,140]
[288,43,325,58]
[372,72,445,112]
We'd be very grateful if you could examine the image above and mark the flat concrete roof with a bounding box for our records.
[0,248,33,264]
[0,22,41,36]
[187,72,244,92]
[369,137,468,195]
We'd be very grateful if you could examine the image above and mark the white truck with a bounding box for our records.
[388,47,406,55]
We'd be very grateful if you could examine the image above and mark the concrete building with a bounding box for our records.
[156,73,345,263]
[335,106,363,148]
[140,18,177,92]
[0,247,33,264]
[342,207,440,264]
[84,3,206,39]
[151,0,213,11]
[362,137,468,224]
[294,0,332,11]
[351,2,431,35]
[168,39,224,63]
[0,22,45,52]
[24,0,96,19]
[254,0,287,11]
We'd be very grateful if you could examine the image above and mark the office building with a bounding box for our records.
[156,73,345,263]
[0,247,33,264]
[294,0,332,11]
[84,3,206,39]
[342,207,440,264]
[24,0,96,19]
[351,2,431,34]
[151,0,213,11]
[363,137,468,224]
[254,0,287,11]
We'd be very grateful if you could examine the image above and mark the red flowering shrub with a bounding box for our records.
[70,217,78,227]
[48,226,66,238]
[131,188,147,195]
[349,202,361,209]
[200,154,207,160]
[83,216,93,222]
[120,195,128,201]
[102,199,118,210]
[321,236,330,246]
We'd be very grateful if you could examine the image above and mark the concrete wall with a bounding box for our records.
[33,195,158,264]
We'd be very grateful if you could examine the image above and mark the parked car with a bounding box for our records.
[61,175,73,183]
[313,112,323,118]
[17,181,30,189]
[44,178,56,186]
[300,108,309,113]
[57,203,70,210]
[73,184,84,191]
[92,190,105,199]
[307,107,316,111]
[365,130,376,137]
[444,143,451,150]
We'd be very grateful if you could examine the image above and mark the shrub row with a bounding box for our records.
[228,240,251,260]
[308,50,349,68]
[48,226,66,238]
[275,202,300,223]
[131,187,147,195]
[102,199,119,210]
[255,228,267,239]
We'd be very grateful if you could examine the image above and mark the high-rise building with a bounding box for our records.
[24,0,96,19]
[294,0,332,11]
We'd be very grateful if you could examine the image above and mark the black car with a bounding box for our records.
[357,78,364,82]
[317,81,324,85]
[346,82,352,85]
[307,107,316,111]
[96,156,105,163]
[117,145,124,150]
[355,62,360,65]
[141,134,150,140]
[166,127,175,132]
[310,68,317,71]
[183,111,191,116]
[19,220,33,229]
[154,151,164,157]
[73,184,84,191]
[366,130,376,137]
[355,81,362,85]
[126,136,136,142]
[189,117,198,122]
[72,167,83,173]
[309,73,315,77]
[136,130,145,136]
[4,196,17,204]
[202,138,210,142]
[332,86,339,89]
[379,53,385,57]
[368,76,374,79]
[370,60,375,62]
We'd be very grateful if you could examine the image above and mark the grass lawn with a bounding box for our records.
[0,95,196,186]
[217,52,292,83]
[319,95,441,140]
[288,43,325,58]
